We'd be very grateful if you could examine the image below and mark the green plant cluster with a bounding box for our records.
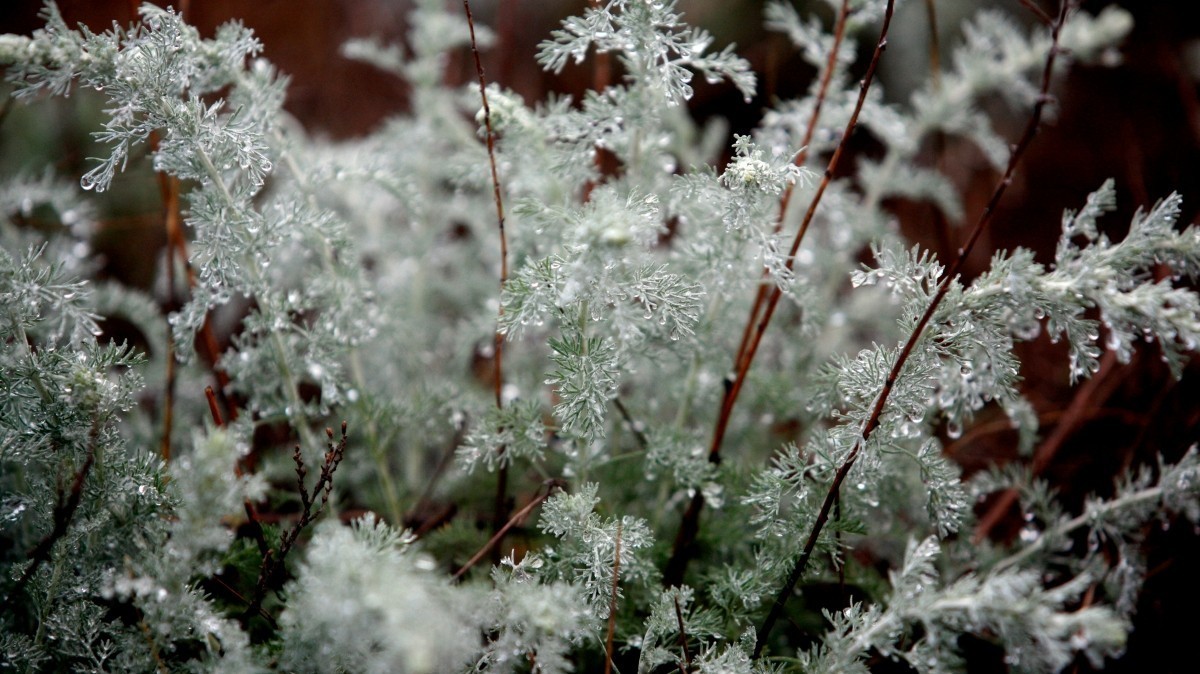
[1,1,1198,673]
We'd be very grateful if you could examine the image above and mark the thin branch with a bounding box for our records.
[924,0,942,91]
[244,423,349,622]
[752,1,1073,658]
[604,520,622,674]
[205,385,224,427]
[673,593,693,673]
[1018,0,1055,26]
[8,422,98,605]
[452,480,564,581]
[664,0,880,588]
[464,0,513,562]
[732,0,852,377]
[613,396,650,450]
[155,170,181,462]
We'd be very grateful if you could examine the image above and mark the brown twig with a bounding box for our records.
[732,0,852,377]
[205,385,224,427]
[1017,0,1055,27]
[464,0,513,562]
[752,1,1072,658]
[673,592,693,673]
[604,520,623,674]
[452,479,564,581]
[581,0,614,203]
[7,422,99,605]
[244,423,349,622]
[664,0,872,588]
[613,396,649,450]
[155,170,182,462]
[924,0,942,91]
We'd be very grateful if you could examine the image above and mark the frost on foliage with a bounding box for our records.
[457,397,547,472]
[504,187,704,354]
[637,586,725,674]
[548,328,619,442]
[5,2,366,428]
[538,0,755,104]
[1047,180,1200,378]
[991,448,1200,593]
[538,483,655,620]
[4,2,275,193]
[474,553,590,674]
[164,427,266,573]
[804,538,1127,674]
[279,516,473,674]
[644,426,721,504]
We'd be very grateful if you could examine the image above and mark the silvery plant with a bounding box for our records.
[1,1,1197,672]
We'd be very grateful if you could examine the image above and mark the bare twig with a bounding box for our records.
[924,0,942,91]
[452,479,564,581]
[665,0,876,588]
[732,0,852,377]
[464,0,513,561]
[673,593,693,673]
[604,520,623,674]
[244,423,349,622]
[205,385,224,427]
[156,170,181,462]
[1018,0,1055,26]
[8,422,99,605]
[752,2,1073,658]
[613,396,650,450]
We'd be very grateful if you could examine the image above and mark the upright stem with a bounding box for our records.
[733,0,852,374]
[195,145,318,454]
[664,0,886,588]
[464,0,512,557]
[752,2,1073,657]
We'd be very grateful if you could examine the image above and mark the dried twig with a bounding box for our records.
[244,423,349,621]
[464,0,513,561]
[665,0,873,588]
[673,593,693,673]
[752,1,1072,658]
[452,479,564,581]
[731,0,851,377]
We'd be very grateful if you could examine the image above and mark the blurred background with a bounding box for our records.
[2,1,1199,671]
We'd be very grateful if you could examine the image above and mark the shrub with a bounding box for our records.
[1,1,1197,672]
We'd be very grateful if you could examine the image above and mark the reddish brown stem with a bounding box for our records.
[732,0,852,375]
[924,0,942,91]
[452,480,563,581]
[464,0,513,559]
[205,385,224,427]
[155,170,181,462]
[673,593,693,673]
[753,2,1072,657]
[665,0,878,588]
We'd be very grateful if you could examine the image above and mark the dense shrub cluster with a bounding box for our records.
[1,1,1197,672]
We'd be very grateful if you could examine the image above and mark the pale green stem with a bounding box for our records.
[194,145,320,454]
[993,485,1163,573]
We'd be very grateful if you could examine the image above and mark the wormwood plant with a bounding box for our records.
[1,0,1198,672]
